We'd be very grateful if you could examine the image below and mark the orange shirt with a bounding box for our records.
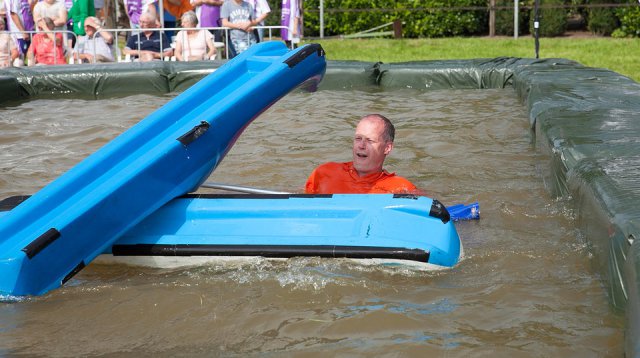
[305,162,419,194]
[163,0,194,18]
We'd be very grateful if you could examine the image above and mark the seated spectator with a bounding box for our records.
[0,17,19,67]
[123,11,172,61]
[174,10,215,61]
[26,17,66,66]
[72,16,113,62]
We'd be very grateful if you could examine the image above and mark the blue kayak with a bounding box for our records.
[104,194,462,268]
[0,42,326,296]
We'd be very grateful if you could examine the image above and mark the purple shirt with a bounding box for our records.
[198,4,220,27]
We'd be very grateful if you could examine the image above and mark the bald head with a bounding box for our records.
[361,114,395,143]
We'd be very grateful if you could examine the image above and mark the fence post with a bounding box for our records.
[319,0,324,39]
[393,19,402,39]
[489,0,496,37]
[514,0,519,39]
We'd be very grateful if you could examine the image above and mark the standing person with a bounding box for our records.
[280,0,300,48]
[26,16,66,65]
[161,0,192,39]
[305,114,420,194]
[123,11,172,61]
[122,0,156,31]
[162,0,192,22]
[33,0,67,51]
[0,16,19,67]
[246,0,268,42]
[220,0,255,57]
[33,0,67,29]
[189,0,222,41]
[174,10,214,61]
[4,0,35,64]
[68,0,94,37]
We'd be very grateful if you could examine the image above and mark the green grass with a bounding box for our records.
[310,37,640,82]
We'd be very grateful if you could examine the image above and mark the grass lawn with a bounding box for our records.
[310,36,640,83]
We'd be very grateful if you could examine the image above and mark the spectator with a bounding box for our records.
[0,16,19,67]
[93,0,102,22]
[281,0,301,48]
[68,0,95,37]
[4,0,35,63]
[33,0,68,52]
[33,0,68,32]
[162,0,192,39]
[174,10,214,61]
[123,0,156,31]
[246,0,269,42]
[123,11,172,61]
[189,0,222,41]
[220,0,255,57]
[162,0,192,22]
[27,16,66,65]
[72,15,112,62]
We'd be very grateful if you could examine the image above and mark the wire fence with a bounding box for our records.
[0,25,287,67]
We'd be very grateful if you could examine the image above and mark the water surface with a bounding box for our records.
[0,89,623,356]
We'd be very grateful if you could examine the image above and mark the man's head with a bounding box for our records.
[352,114,395,177]
[139,12,157,29]
[83,16,100,35]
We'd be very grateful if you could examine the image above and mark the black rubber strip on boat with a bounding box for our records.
[393,194,419,200]
[62,261,86,285]
[0,195,31,211]
[111,244,430,263]
[429,199,451,224]
[284,43,325,68]
[177,120,210,146]
[22,228,61,259]
[181,193,333,200]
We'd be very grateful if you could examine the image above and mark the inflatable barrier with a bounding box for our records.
[1,57,639,356]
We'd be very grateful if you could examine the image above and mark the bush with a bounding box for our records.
[495,0,532,36]
[303,0,487,38]
[588,0,620,35]
[529,0,568,37]
[613,2,640,37]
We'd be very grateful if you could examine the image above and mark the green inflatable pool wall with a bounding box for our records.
[1,57,639,356]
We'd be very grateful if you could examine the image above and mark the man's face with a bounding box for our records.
[84,24,95,35]
[352,117,393,177]
[140,17,155,29]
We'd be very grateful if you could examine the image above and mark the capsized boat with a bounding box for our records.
[100,194,463,269]
[0,42,326,296]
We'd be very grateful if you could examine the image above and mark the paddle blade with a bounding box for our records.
[447,202,480,221]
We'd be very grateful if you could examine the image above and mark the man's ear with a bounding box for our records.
[384,141,393,155]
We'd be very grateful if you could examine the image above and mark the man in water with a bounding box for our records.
[305,114,420,194]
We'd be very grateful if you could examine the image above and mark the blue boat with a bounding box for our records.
[0,42,327,296]
[105,194,463,269]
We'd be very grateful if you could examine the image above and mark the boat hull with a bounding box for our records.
[105,194,462,268]
[0,42,326,296]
